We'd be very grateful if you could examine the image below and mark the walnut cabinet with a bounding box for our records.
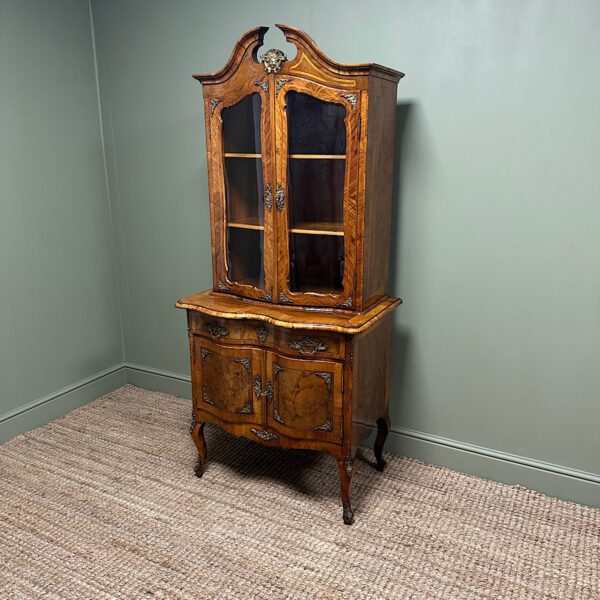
[176,25,403,524]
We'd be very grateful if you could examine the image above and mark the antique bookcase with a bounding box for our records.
[176,24,403,524]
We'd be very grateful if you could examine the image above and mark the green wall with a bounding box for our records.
[2,0,599,506]
[92,0,600,504]
[0,0,125,437]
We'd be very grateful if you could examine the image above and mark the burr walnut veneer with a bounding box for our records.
[176,25,403,524]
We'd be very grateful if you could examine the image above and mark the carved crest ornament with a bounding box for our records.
[260,48,287,74]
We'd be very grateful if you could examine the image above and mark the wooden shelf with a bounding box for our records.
[289,222,344,236]
[289,154,346,160]
[224,153,261,158]
[228,217,264,231]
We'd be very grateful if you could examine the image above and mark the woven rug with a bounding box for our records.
[0,385,598,599]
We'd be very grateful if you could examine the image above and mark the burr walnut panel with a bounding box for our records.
[266,352,343,444]
[191,337,263,424]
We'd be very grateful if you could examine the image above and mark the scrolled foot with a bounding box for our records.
[194,457,205,478]
[342,500,354,525]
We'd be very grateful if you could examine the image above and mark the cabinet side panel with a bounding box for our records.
[362,77,399,307]
[351,313,392,445]
[201,91,220,291]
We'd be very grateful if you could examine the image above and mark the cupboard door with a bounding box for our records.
[274,78,359,309]
[206,76,275,302]
[265,352,343,443]
[191,336,263,424]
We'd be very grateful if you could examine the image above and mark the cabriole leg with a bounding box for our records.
[190,414,207,477]
[337,454,355,525]
[374,416,390,472]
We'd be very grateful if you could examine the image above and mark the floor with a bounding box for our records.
[0,385,598,599]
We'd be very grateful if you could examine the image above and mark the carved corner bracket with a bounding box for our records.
[233,358,251,373]
[315,415,332,432]
[278,291,293,304]
[276,77,292,96]
[258,287,273,302]
[202,386,214,406]
[255,80,270,97]
[209,97,223,115]
[273,405,285,424]
[340,93,358,110]
[314,371,332,391]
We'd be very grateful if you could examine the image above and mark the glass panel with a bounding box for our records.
[288,159,344,229]
[286,91,346,294]
[289,233,344,293]
[287,92,346,155]
[227,228,264,288]
[221,93,264,289]
[222,94,262,154]
[224,157,263,225]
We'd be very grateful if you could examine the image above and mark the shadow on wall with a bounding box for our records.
[389,102,414,426]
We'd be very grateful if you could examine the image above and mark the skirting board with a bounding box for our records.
[125,362,600,508]
[0,363,127,444]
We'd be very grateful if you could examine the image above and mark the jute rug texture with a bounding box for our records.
[0,385,598,599]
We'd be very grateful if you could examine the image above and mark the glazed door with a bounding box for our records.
[265,351,344,444]
[191,337,263,424]
[274,78,359,309]
[206,76,275,301]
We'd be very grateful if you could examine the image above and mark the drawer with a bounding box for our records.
[189,313,273,345]
[276,329,344,360]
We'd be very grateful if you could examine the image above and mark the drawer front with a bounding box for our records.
[189,313,273,346]
[276,329,344,360]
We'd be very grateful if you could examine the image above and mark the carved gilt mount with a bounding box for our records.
[276,77,292,96]
[255,324,269,342]
[261,49,287,74]
[251,428,278,441]
[288,336,327,356]
[204,321,229,339]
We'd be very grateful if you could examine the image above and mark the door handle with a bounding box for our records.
[253,376,273,403]
[276,183,285,211]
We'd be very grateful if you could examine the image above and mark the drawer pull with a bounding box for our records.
[253,376,273,402]
[275,183,285,211]
[288,336,327,356]
[256,324,269,342]
[251,428,278,441]
[204,320,229,339]
[264,184,273,211]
